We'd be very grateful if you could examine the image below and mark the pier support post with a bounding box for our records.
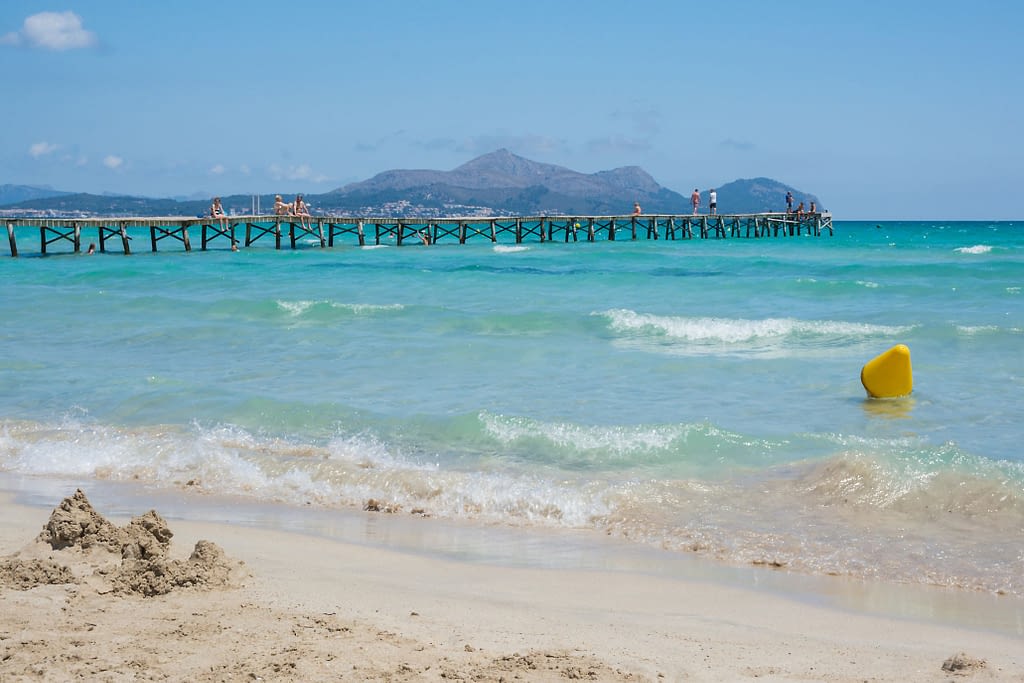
[120,222,131,254]
[275,220,281,250]
[7,222,17,257]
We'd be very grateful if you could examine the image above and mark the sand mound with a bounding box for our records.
[106,538,236,597]
[36,488,126,552]
[0,557,76,590]
[2,489,240,596]
[941,652,987,673]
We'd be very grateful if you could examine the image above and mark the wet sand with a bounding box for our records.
[1,486,1022,681]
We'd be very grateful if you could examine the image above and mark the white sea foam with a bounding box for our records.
[360,244,390,249]
[493,245,529,253]
[955,244,992,254]
[480,412,695,456]
[0,418,607,529]
[956,325,1000,335]
[276,299,316,316]
[276,299,403,316]
[596,309,908,344]
[330,302,404,314]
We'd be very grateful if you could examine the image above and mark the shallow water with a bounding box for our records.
[1,220,1022,597]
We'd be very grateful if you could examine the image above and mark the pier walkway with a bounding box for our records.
[4,212,832,256]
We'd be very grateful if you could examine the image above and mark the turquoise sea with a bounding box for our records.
[1,220,1021,597]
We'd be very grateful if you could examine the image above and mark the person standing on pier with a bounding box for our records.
[708,189,717,215]
[786,191,794,213]
[691,188,700,215]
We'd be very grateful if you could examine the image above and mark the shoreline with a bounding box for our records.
[2,477,1024,681]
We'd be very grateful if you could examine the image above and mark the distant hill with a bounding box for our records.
[0,151,823,217]
[317,149,689,215]
[713,178,820,214]
[0,193,210,217]
[0,184,72,205]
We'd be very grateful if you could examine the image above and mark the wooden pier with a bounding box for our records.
[4,212,832,257]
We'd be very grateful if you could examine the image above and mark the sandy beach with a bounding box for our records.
[0,488,1021,682]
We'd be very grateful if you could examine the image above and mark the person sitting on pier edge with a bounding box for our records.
[691,188,700,215]
[294,194,312,230]
[786,191,794,213]
[709,189,717,215]
[809,201,816,214]
[210,197,228,231]
[633,201,642,216]
[273,194,293,216]
[795,201,804,218]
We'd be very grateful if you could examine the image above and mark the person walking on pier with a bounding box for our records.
[691,188,700,215]
[708,189,717,215]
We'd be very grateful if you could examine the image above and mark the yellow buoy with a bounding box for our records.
[861,344,913,398]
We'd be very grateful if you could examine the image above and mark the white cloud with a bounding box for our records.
[209,164,226,175]
[239,164,251,175]
[29,141,59,158]
[268,163,328,183]
[103,155,124,170]
[6,11,98,51]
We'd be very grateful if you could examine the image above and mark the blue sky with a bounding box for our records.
[2,0,1021,219]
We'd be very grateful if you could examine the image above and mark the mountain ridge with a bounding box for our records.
[0,150,821,217]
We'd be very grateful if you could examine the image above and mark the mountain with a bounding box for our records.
[0,151,823,217]
[713,178,820,214]
[319,149,688,215]
[0,184,72,205]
